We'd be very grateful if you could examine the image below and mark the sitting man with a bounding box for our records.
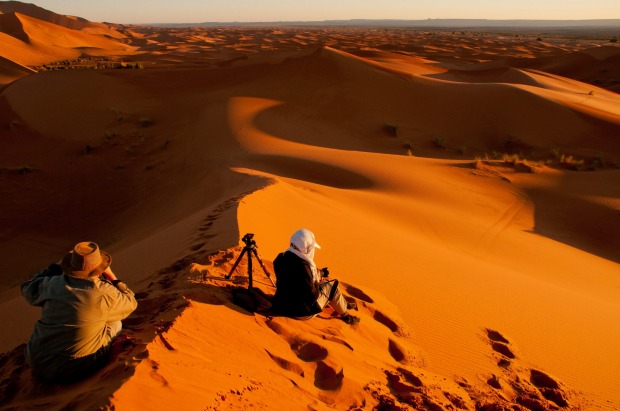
[272,228,360,325]
[21,242,138,383]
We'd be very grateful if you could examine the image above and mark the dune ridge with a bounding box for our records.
[0,1,102,31]
[0,6,135,67]
[1,3,619,410]
[0,55,34,87]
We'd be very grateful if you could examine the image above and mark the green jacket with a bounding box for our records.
[21,264,137,379]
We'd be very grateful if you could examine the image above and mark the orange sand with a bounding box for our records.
[1,3,619,410]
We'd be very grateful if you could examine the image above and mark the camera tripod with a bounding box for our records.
[225,233,275,289]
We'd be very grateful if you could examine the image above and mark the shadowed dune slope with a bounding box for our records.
[236,47,620,158]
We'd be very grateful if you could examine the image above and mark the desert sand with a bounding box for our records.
[1,2,619,410]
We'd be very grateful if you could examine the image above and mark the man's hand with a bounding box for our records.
[101,267,117,282]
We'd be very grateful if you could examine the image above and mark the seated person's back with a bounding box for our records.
[272,229,359,324]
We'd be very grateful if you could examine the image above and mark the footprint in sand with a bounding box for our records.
[314,361,343,390]
[265,350,304,377]
[484,328,571,409]
[373,310,400,333]
[485,328,516,361]
[291,340,328,362]
[529,369,568,407]
[383,369,454,410]
[265,318,345,391]
[341,284,404,335]
[387,339,407,363]
[342,284,374,303]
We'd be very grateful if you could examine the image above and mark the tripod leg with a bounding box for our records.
[247,250,253,288]
[251,248,276,287]
[225,248,247,279]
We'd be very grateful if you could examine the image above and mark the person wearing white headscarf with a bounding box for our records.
[272,228,360,324]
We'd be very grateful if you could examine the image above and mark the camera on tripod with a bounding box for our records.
[242,233,256,248]
[226,233,274,289]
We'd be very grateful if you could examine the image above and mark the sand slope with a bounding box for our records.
[0,8,619,410]
[0,55,34,87]
[0,10,134,66]
[0,1,103,30]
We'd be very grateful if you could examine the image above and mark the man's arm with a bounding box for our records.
[101,267,138,321]
[21,263,63,306]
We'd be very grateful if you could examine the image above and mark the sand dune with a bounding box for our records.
[1,3,620,410]
[0,10,134,66]
[0,1,102,30]
[508,46,620,92]
[0,55,34,86]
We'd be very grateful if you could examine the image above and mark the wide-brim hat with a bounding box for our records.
[61,242,111,278]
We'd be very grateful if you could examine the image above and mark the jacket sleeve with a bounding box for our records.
[103,282,138,322]
[21,263,63,306]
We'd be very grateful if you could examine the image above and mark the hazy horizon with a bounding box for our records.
[21,0,620,24]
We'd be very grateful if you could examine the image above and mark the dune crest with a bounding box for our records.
[0,7,134,66]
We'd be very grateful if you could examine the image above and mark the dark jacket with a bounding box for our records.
[272,251,321,317]
[21,264,137,380]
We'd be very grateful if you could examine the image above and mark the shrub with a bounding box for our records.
[0,165,37,175]
[432,135,446,149]
[139,117,154,127]
[502,153,520,165]
[589,159,601,170]
[559,154,585,170]
[383,124,398,137]
[403,141,413,156]
[103,130,119,142]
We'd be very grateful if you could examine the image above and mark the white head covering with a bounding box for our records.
[287,228,321,282]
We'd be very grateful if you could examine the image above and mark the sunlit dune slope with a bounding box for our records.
[0,1,102,30]
[0,11,135,66]
[0,44,619,410]
[507,45,620,92]
[229,48,620,408]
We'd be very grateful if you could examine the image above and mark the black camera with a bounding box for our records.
[321,267,330,278]
[242,233,256,247]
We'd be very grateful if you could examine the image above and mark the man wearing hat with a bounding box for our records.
[21,242,138,382]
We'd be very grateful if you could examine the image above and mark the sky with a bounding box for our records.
[26,0,620,24]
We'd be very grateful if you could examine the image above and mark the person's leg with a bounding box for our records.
[317,281,360,324]
[317,281,347,315]
[327,285,348,316]
[316,282,334,310]
[48,322,123,383]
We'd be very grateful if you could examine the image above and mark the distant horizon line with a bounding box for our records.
[126,18,620,28]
